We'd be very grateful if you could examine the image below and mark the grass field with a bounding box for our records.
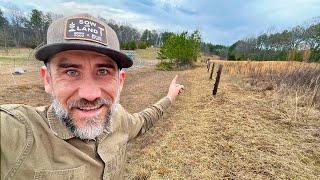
[209,60,320,110]
[0,47,160,60]
[0,48,33,56]
[122,47,160,60]
[0,48,319,179]
[122,62,319,179]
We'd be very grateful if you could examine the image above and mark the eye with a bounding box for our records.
[97,69,108,75]
[66,69,79,76]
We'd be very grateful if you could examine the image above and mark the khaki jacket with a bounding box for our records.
[0,97,171,180]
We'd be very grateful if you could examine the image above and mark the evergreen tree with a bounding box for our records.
[157,30,201,68]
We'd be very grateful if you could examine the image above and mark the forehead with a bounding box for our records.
[49,50,118,67]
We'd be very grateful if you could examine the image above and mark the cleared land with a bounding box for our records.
[0,49,319,179]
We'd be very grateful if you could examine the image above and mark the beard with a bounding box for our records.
[51,92,120,140]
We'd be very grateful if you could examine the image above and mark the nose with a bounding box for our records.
[77,76,101,101]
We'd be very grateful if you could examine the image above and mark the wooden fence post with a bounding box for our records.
[209,62,215,79]
[213,64,223,96]
[207,62,211,72]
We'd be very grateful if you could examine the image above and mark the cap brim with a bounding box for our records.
[35,43,133,68]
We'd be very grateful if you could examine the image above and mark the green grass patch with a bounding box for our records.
[0,48,35,63]
[0,56,35,62]
[0,48,33,56]
[0,56,37,63]
[0,47,159,63]
[123,47,159,60]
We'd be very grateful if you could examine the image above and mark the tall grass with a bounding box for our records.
[211,60,320,109]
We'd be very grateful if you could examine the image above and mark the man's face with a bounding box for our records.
[41,50,125,139]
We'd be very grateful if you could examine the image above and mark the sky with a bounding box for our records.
[0,0,319,45]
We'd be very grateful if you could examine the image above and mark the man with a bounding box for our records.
[0,13,184,180]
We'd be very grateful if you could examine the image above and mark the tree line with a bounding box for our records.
[0,8,54,49]
[201,42,228,59]
[0,6,202,69]
[0,7,177,51]
[1,7,319,62]
[227,18,320,62]
[104,19,175,50]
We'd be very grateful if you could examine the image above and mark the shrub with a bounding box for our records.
[310,49,320,62]
[156,61,174,71]
[121,41,136,50]
[137,41,148,49]
[157,30,201,69]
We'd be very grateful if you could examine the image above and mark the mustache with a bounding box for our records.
[68,97,113,110]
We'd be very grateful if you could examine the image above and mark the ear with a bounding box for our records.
[41,66,52,95]
[118,70,126,92]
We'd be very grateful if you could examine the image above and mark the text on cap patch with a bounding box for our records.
[65,17,107,45]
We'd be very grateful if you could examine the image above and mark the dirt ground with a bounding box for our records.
[0,63,319,179]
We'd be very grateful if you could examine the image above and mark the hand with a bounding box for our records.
[167,75,184,102]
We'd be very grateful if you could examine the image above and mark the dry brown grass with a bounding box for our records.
[124,63,320,179]
[209,60,320,110]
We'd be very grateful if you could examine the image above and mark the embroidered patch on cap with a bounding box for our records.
[65,17,107,45]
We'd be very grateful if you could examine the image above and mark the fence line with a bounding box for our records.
[204,60,223,96]
[213,65,223,96]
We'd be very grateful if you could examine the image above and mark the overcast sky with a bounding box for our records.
[0,0,319,45]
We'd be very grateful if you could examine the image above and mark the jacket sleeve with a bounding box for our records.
[120,97,171,141]
[0,105,32,180]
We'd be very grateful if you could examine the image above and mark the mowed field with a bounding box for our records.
[0,48,319,179]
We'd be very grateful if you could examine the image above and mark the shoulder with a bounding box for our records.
[0,104,35,134]
[1,104,49,121]
[0,104,40,179]
[0,104,46,139]
[1,104,50,140]
[1,104,33,128]
[111,104,128,127]
[113,103,126,115]
[0,104,31,139]
[1,103,47,113]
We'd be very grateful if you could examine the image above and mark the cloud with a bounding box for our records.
[0,0,319,45]
[155,0,184,7]
[247,0,320,27]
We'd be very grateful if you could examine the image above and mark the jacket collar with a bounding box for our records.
[47,105,75,140]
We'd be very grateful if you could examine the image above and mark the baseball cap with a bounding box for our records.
[35,13,133,68]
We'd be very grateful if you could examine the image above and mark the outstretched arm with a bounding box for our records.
[167,75,184,102]
[121,75,185,140]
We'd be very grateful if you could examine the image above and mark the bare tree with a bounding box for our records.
[6,4,26,47]
[0,9,9,52]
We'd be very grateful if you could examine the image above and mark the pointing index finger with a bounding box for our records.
[171,75,178,85]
